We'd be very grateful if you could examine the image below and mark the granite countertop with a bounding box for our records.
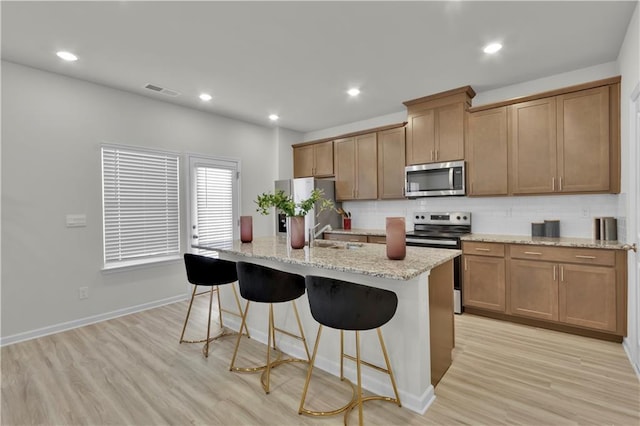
[194,236,459,280]
[461,233,631,250]
[324,228,386,236]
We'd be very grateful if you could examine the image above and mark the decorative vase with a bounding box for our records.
[240,216,253,243]
[288,215,306,249]
[386,217,406,260]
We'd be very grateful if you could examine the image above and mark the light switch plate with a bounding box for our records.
[66,214,87,228]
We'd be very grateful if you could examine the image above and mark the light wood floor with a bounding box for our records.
[2,296,639,425]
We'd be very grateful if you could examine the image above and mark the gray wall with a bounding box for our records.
[1,61,281,340]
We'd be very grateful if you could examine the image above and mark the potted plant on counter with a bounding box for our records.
[256,188,333,249]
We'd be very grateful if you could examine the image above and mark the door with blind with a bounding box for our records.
[188,156,239,254]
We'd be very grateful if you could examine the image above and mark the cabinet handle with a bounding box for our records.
[552,177,556,191]
[575,255,596,259]
[559,176,563,191]
[524,251,543,255]
[464,258,468,271]
[553,265,557,281]
[560,266,564,282]
[475,248,491,252]
[436,150,439,161]
[431,150,434,161]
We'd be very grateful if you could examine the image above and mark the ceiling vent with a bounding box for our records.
[144,83,180,97]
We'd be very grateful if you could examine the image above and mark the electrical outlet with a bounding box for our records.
[581,207,590,218]
[78,287,89,300]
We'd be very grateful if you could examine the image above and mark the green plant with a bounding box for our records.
[255,188,333,217]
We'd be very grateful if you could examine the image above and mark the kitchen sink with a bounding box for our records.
[312,240,363,250]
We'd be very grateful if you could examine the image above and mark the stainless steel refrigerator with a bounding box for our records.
[274,178,341,242]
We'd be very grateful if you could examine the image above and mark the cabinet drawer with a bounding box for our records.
[367,235,386,244]
[509,245,615,266]
[462,242,505,257]
[323,233,368,243]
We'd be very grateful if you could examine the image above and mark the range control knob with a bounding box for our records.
[463,216,468,220]
[456,216,461,220]
[415,215,419,219]
[421,215,425,219]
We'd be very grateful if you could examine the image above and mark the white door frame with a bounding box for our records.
[186,154,241,253]
[624,82,640,376]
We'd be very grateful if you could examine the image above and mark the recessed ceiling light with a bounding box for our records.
[199,93,212,101]
[269,114,279,121]
[347,88,360,97]
[483,43,503,54]
[56,51,78,61]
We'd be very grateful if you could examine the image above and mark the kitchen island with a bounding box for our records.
[195,236,459,414]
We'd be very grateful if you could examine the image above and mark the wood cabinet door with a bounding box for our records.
[313,141,334,177]
[355,133,378,199]
[467,107,508,195]
[334,137,356,200]
[510,98,557,194]
[377,127,406,199]
[463,255,506,312]
[293,145,314,178]
[435,103,465,162]
[406,109,435,165]
[557,86,610,192]
[559,263,616,332]
[509,259,558,321]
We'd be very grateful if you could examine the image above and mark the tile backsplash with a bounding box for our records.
[341,194,620,239]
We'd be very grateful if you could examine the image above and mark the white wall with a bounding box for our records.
[616,2,640,375]
[304,62,623,239]
[303,111,406,142]
[276,126,303,180]
[1,61,281,340]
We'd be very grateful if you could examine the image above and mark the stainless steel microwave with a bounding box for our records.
[405,160,465,197]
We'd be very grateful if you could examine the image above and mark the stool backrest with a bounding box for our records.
[305,276,398,331]
[236,261,305,303]
[184,253,238,286]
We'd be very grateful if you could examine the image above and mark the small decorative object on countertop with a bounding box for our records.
[386,217,406,260]
[343,217,351,230]
[240,216,253,243]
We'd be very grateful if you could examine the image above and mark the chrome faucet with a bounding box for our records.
[309,223,332,246]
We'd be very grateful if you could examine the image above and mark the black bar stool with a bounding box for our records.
[299,275,402,425]
[230,261,311,394]
[180,253,249,357]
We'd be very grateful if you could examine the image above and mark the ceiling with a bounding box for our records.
[1,1,637,133]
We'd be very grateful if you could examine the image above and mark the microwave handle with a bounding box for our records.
[449,167,454,189]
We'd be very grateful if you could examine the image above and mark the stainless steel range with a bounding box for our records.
[406,211,471,314]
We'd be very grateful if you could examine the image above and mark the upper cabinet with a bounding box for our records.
[293,140,334,178]
[404,86,475,165]
[377,126,406,199]
[466,107,508,196]
[468,76,621,197]
[334,133,378,201]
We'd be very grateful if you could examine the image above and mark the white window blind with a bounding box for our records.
[194,165,234,248]
[102,145,180,266]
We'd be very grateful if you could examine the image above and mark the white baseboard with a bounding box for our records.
[0,294,189,347]
[223,316,435,414]
[622,339,640,380]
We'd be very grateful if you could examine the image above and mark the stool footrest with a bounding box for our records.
[342,353,390,375]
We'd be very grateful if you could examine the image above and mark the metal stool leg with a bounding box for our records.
[355,330,364,426]
[203,286,215,357]
[179,285,198,343]
[229,300,251,371]
[299,326,357,417]
[378,328,402,407]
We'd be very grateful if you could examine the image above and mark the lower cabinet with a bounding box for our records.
[463,242,626,340]
[509,259,558,321]
[462,242,506,312]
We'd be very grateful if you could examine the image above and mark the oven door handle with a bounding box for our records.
[449,167,454,190]
[406,238,458,246]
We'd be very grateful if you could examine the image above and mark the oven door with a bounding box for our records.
[406,236,463,314]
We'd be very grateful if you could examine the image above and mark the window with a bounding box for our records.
[101,145,180,268]
[189,156,239,253]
